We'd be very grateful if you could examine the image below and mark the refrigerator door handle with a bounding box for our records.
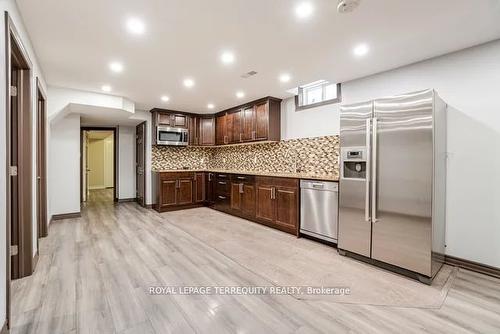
[365,118,371,222]
[372,117,378,222]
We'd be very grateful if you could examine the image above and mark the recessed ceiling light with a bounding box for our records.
[183,78,195,88]
[353,43,369,57]
[101,85,112,92]
[207,103,215,109]
[236,91,245,99]
[109,62,124,73]
[295,2,314,19]
[279,73,291,83]
[161,95,170,102]
[221,51,235,64]
[126,17,145,35]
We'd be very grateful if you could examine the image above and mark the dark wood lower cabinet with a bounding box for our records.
[153,172,299,235]
[154,172,197,212]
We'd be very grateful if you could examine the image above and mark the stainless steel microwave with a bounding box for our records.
[157,126,189,146]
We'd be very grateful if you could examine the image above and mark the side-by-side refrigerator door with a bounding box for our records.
[338,101,373,257]
[371,89,434,277]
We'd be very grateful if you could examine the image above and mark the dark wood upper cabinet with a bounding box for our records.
[152,97,281,146]
[199,117,215,146]
[255,102,269,140]
[215,113,227,145]
[241,106,255,141]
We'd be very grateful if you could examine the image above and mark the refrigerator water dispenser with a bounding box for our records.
[341,147,367,179]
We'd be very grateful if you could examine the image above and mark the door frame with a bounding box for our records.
[5,11,34,330]
[36,77,48,239]
[135,121,146,206]
[80,127,118,202]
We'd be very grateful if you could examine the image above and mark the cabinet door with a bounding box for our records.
[160,180,177,207]
[232,110,242,143]
[177,179,193,205]
[242,106,255,141]
[230,183,241,211]
[206,173,215,204]
[255,102,269,140]
[275,186,298,231]
[194,173,205,203]
[158,113,171,126]
[199,117,215,146]
[241,184,256,217]
[215,114,227,145]
[172,114,187,128]
[256,184,275,223]
[188,117,198,145]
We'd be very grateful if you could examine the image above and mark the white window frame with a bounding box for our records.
[295,82,342,111]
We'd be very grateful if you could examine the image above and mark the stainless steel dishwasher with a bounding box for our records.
[300,180,339,243]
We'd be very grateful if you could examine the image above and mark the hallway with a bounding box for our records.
[8,202,500,333]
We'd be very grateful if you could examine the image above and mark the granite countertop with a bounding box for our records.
[152,169,339,182]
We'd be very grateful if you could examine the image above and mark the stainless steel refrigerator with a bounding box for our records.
[338,89,447,283]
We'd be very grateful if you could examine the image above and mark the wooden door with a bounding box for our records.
[199,117,215,146]
[275,186,298,232]
[241,106,255,141]
[241,184,256,217]
[230,183,241,211]
[256,184,275,224]
[215,114,227,145]
[160,180,177,207]
[177,179,193,205]
[136,122,146,206]
[194,173,205,203]
[255,102,269,140]
[36,80,47,238]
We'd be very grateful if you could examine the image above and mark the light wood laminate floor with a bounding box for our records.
[10,189,500,333]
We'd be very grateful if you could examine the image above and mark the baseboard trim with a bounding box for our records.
[1,320,8,334]
[445,255,500,279]
[51,212,81,221]
[116,198,136,203]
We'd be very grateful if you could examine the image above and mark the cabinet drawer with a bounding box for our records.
[231,174,255,183]
[216,179,230,194]
[159,172,194,180]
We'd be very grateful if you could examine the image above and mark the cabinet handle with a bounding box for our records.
[218,195,227,200]
[239,183,243,194]
[236,176,246,180]
[252,131,256,140]
[218,181,227,185]
[208,173,212,181]
[239,133,242,142]
[271,187,276,200]
[224,135,228,144]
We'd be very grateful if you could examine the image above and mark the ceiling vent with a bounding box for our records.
[337,0,361,13]
[241,71,258,79]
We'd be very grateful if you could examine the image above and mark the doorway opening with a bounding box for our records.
[81,128,118,205]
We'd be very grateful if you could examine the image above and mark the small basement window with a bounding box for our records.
[294,80,342,111]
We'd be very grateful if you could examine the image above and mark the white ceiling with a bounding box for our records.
[17,0,500,113]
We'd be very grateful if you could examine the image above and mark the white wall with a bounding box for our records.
[118,126,136,199]
[282,40,500,268]
[0,0,48,327]
[49,114,81,215]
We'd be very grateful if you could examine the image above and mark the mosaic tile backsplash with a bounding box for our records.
[152,135,340,178]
